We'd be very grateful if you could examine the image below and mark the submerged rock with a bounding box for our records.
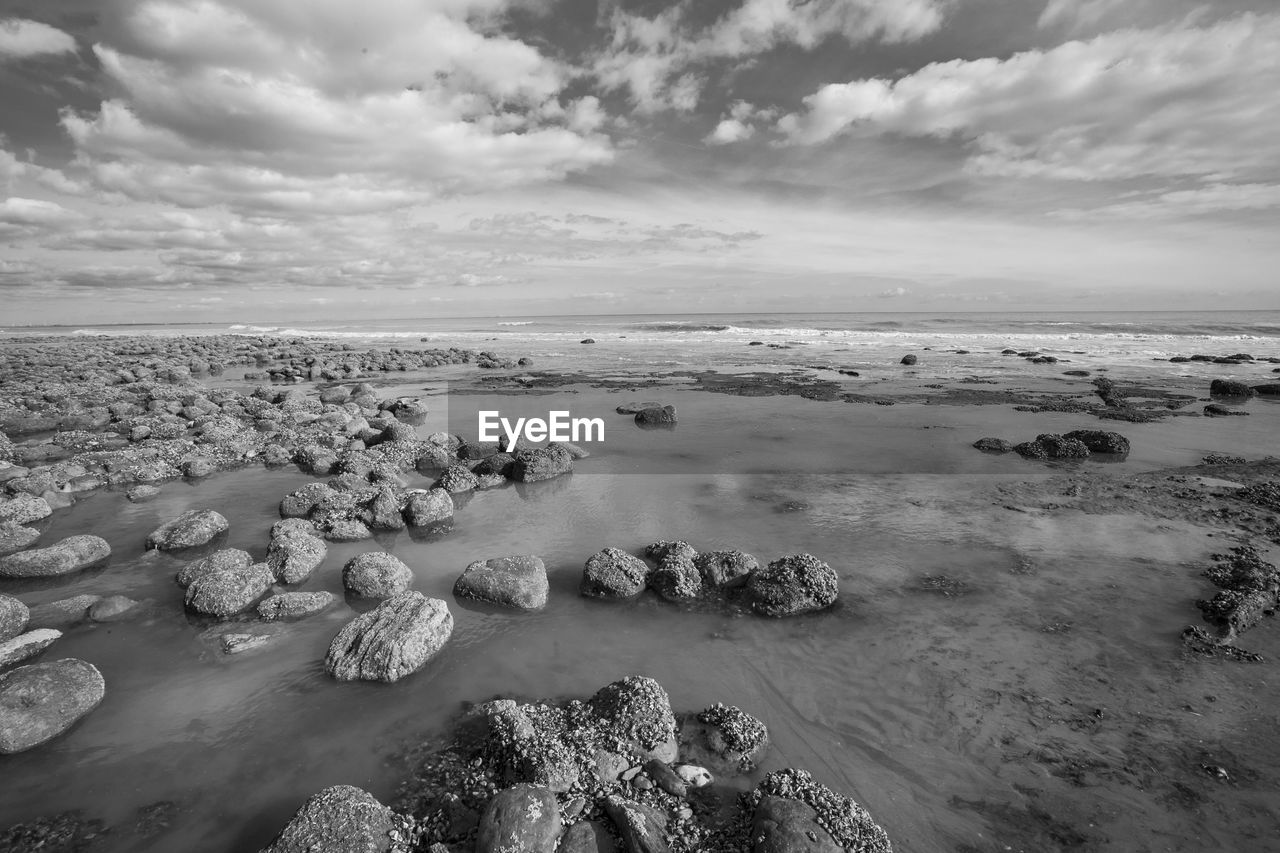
[454,555,549,610]
[145,509,229,551]
[581,548,651,600]
[745,554,838,617]
[260,785,396,853]
[476,785,561,853]
[0,659,105,754]
[0,535,110,578]
[972,437,1014,453]
[25,595,101,630]
[343,552,414,598]
[325,591,453,682]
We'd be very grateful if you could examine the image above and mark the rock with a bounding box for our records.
[368,487,406,531]
[589,676,678,762]
[972,437,1014,453]
[694,550,757,589]
[272,518,319,538]
[634,406,677,427]
[1210,379,1255,397]
[126,484,161,501]
[1253,383,1280,396]
[1014,433,1090,460]
[899,354,917,365]
[0,493,52,525]
[0,535,110,578]
[650,556,703,602]
[603,795,670,853]
[1064,429,1130,454]
[693,703,770,771]
[559,821,619,853]
[746,554,839,617]
[645,540,697,563]
[222,633,273,654]
[26,595,101,629]
[581,548,651,599]
[145,509,229,551]
[176,548,253,587]
[404,488,453,527]
[750,769,892,853]
[616,401,664,415]
[476,784,561,853]
[325,591,453,682]
[184,564,273,617]
[454,555,549,610]
[1204,404,1249,417]
[512,445,573,483]
[267,532,327,584]
[279,482,337,518]
[326,519,373,541]
[643,759,688,798]
[88,595,141,622]
[674,764,713,787]
[258,591,337,620]
[581,338,596,344]
[435,464,479,493]
[0,593,29,642]
[0,659,105,754]
[180,457,217,478]
[343,552,414,598]
[0,524,40,557]
[0,629,61,669]
[261,785,396,853]
[752,796,842,853]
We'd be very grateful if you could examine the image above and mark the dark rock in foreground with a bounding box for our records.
[454,555,549,610]
[1209,379,1254,397]
[512,445,573,483]
[260,785,396,853]
[0,659,105,754]
[476,784,561,853]
[899,354,917,365]
[0,535,110,578]
[634,406,677,427]
[325,591,453,682]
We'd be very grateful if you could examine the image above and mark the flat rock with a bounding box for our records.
[267,532,328,584]
[258,591,337,621]
[454,555,549,610]
[261,785,395,853]
[0,659,105,754]
[0,629,62,669]
[145,509,229,551]
[176,548,253,588]
[325,591,453,682]
[581,548,651,599]
[0,535,110,578]
[0,593,29,642]
[745,554,839,617]
[476,784,561,853]
[184,564,274,617]
[343,552,414,598]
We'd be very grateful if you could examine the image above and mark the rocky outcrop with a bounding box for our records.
[145,509,229,551]
[634,406,677,427]
[184,564,274,617]
[581,548,652,599]
[0,524,40,557]
[972,437,1014,453]
[343,552,414,598]
[476,785,561,853]
[435,464,480,494]
[260,785,396,853]
[0,494,52,525]
[1209,379,1254,397]
[746,769,892,853]
[325,591,453,682]
[0,535,110,578]
[0,659,105,754]
[1014,434,1091,460]
[454,555,549,610]
[745,554,839,617]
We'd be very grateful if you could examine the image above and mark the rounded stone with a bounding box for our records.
[342,552,414,598]
[0,659,105,754]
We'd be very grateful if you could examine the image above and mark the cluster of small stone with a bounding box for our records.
[744,768,893,853]
[972,428,1130,460]
[1184,545,1280,661]
[695,703,768,771]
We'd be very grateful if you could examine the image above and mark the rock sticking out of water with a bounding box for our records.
[0,659,105,754]
[0,535,110,578]
[454,555,549,611]
[325,591,453,683]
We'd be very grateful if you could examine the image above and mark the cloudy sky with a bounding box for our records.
[1,0,1277,323]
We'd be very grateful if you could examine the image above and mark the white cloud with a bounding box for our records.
[777,13,1280,183]
[706,119,755,144]
[0,18,76,60]
[0,197,83,230]
[1054,182,1280,219]
[594,0,948,113]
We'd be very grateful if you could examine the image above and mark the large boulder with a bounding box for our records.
[0,535,110,578]
[1064,429,1130,455]
[511,445,573,483]
[26,595,101,630]
[454,555,549,610]
[0,593,29,642]
[745,554,839,617]
[435,464,479,494]
[1210,379,1255,397]
[581,548,651,600]
[588,676,678,763]
[0,659,105,754]
[972,437,1014,453]
[279,482,338,518]
[0,493,52,526]
[0,629,61,669]
[267,532,328,584]
[476,784,561,853]
[325,591,453,682]
[145,509,229,551]
[650,555,703,602]
[752,796,842,853]
[175,548,252,588]
[260,785,396,853]
[404,488,453,527]
[343,552,414,598]
[184,564,274,617]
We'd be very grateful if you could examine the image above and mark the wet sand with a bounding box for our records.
[1,334,1279,852]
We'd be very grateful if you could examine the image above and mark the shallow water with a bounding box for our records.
[3,381,1280,852]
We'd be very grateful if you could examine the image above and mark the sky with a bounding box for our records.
[0,0,1277,324]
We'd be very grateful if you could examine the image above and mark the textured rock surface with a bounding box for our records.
[343,552,414,598]
[0,659,105,754]
[184,564,273,617]
[454,555,549,610]
[175,548,252,588]
[0,524,40,557]
[0,629,62,669]
[589,676,678,763]
[0,593,29,642]
[145,509,229,551]
[581,548,651,599]
[0,535,110,578]
[260,785,395,853]
[746,554,839,617]
[258,591,337,621]
[404,488,454,526]
[325,591,453,682]
[512,445,573,482]
[476,784,561,853]
[267,531,328,584]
